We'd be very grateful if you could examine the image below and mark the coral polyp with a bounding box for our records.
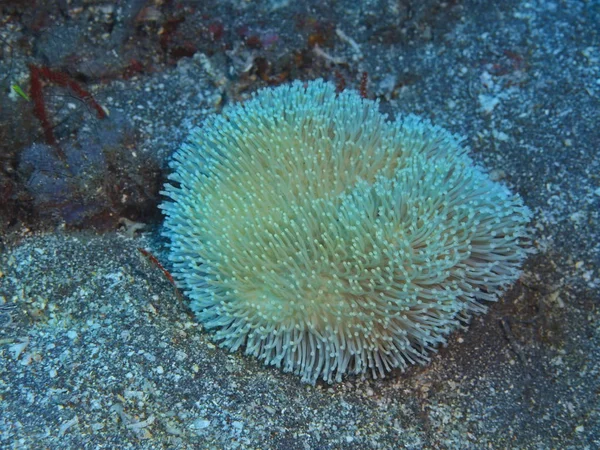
[161,80,531,384]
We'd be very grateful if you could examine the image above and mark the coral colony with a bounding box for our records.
[161,80,531,384]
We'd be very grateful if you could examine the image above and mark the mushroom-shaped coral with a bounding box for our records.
[161,80,531,384]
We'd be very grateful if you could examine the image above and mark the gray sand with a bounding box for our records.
[1,0,599,448]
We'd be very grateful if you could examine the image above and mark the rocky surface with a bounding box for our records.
[1,0,598,448]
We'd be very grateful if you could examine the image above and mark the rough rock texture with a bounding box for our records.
[1,0,599,448]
